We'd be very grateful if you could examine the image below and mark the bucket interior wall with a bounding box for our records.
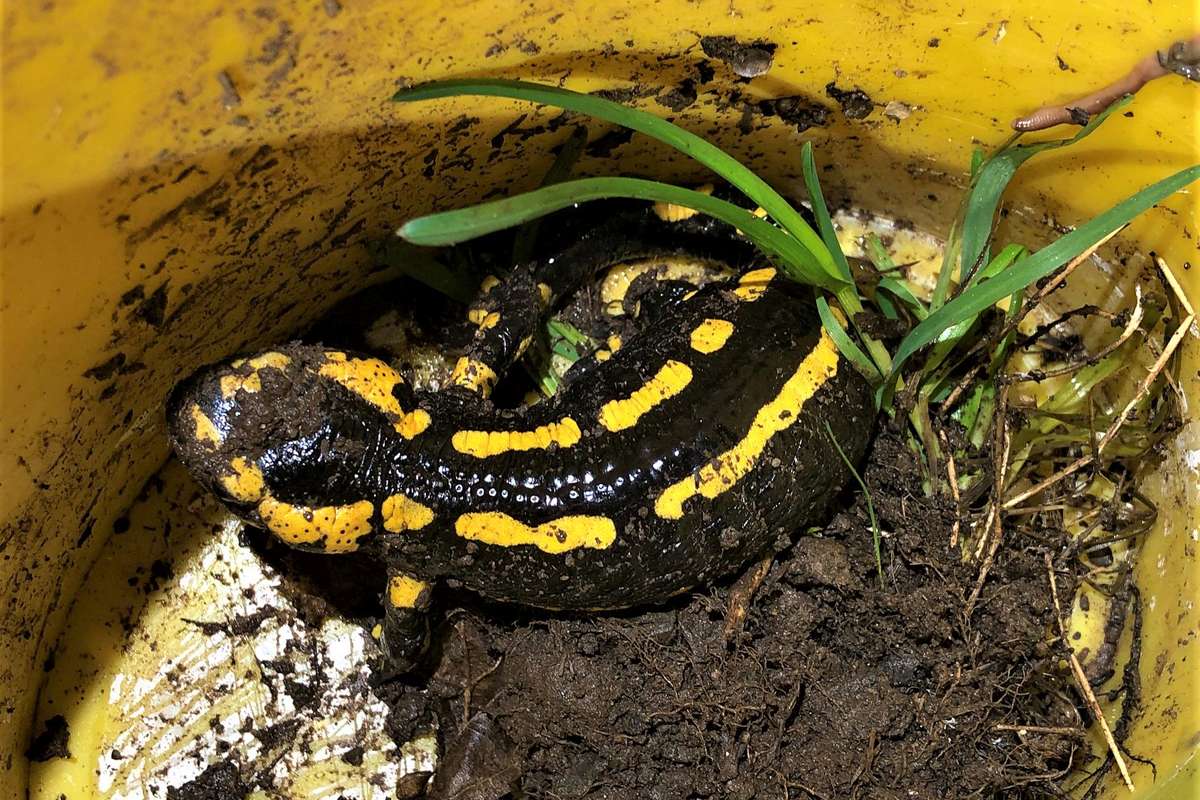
[2,1,1196,796]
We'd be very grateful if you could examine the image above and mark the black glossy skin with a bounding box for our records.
[168,203,874,632]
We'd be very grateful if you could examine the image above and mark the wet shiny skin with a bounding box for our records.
[169,275,873,613]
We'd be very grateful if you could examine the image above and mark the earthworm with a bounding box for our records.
[1012,34,1199,132]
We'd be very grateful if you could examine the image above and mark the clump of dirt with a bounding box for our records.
[26,714,71,762]
[367,425,1083,800]
[168,762,250,800]
[825,81,876,120]
[700,35,777,79]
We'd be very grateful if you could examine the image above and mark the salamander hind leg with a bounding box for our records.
[374,571,435,670]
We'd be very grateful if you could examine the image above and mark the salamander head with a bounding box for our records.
[166,343,423,551]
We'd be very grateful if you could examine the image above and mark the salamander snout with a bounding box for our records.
[166,345,350,506]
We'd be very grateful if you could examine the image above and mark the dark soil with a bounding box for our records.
[374,424,1080,800]
[167,762,250,800]
[25,714,71,762]
[699,36,777,79]
[825,82,876,120]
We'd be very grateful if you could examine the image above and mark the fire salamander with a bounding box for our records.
[167,200,874,669]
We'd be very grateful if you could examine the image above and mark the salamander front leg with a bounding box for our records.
[373,572,434,670]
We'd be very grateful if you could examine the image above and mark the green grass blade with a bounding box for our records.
[864,233,896,271]
[969,146,986,180]
[817,297,882,380]
[956,98,1131,294]
[800,141,853,284]
[826,420,884,584]
[875,291,900,320]
[393,78,839,279]
[877,277,929,320]
[885,164,1200,390]
[398,176,848,291]
[930,218,961,311]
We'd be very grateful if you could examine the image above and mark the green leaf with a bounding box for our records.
[877,277,929,320]
[800,141,853,284]
[826,420,883,584]
[398,176,849,291]
[546,318,592,362]
[969,146,986,180]
[864,232,896,271]
[393,78,839,280]
[875,291,900,320]
[817,296,882,380]
[955,97,1131,297]
[885,163,1200,392]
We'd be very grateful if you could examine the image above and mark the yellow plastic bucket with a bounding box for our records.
[2,1,1196,796]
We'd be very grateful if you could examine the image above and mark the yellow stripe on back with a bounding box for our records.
[654,328,840,520]
[455,512,617,554]
[733,267,775,301]
[452,417,582,458]
[690,319,735,354]
[318,353,431,439]
[598,360,693,432]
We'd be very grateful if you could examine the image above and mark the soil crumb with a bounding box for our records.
[826,81,876,119]
[756,95,832,132]
[385,426,1079,799]
[26,714,71,762]
[167,761,249,800]
[700,35,776,79]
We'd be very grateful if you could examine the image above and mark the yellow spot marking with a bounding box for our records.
[221,352,293,398]
[653,183,713,222]
[537,282,553,305]
[600,256,732,316]
[455,512,617,554]
[387,575,430,609]
[449,356,498,397]
[191,405,221,446]
[598,360,693,432]
[733,267,775,301]
[606,334,623,352]
[257,497,375,553]
[479,311,501,330]
[318,354,430,438]
[371,623,384,640]
[690,319,736,354]
[654,329,840,519]
[231,352,292,370]
[595,349,612,362]
[219,372,261,398]
[480,275,501,293]
[220,457,265,502]
[381,493,435,532]
[452,417,581,457]
[515,335,533,358]
[467,307,489,325]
